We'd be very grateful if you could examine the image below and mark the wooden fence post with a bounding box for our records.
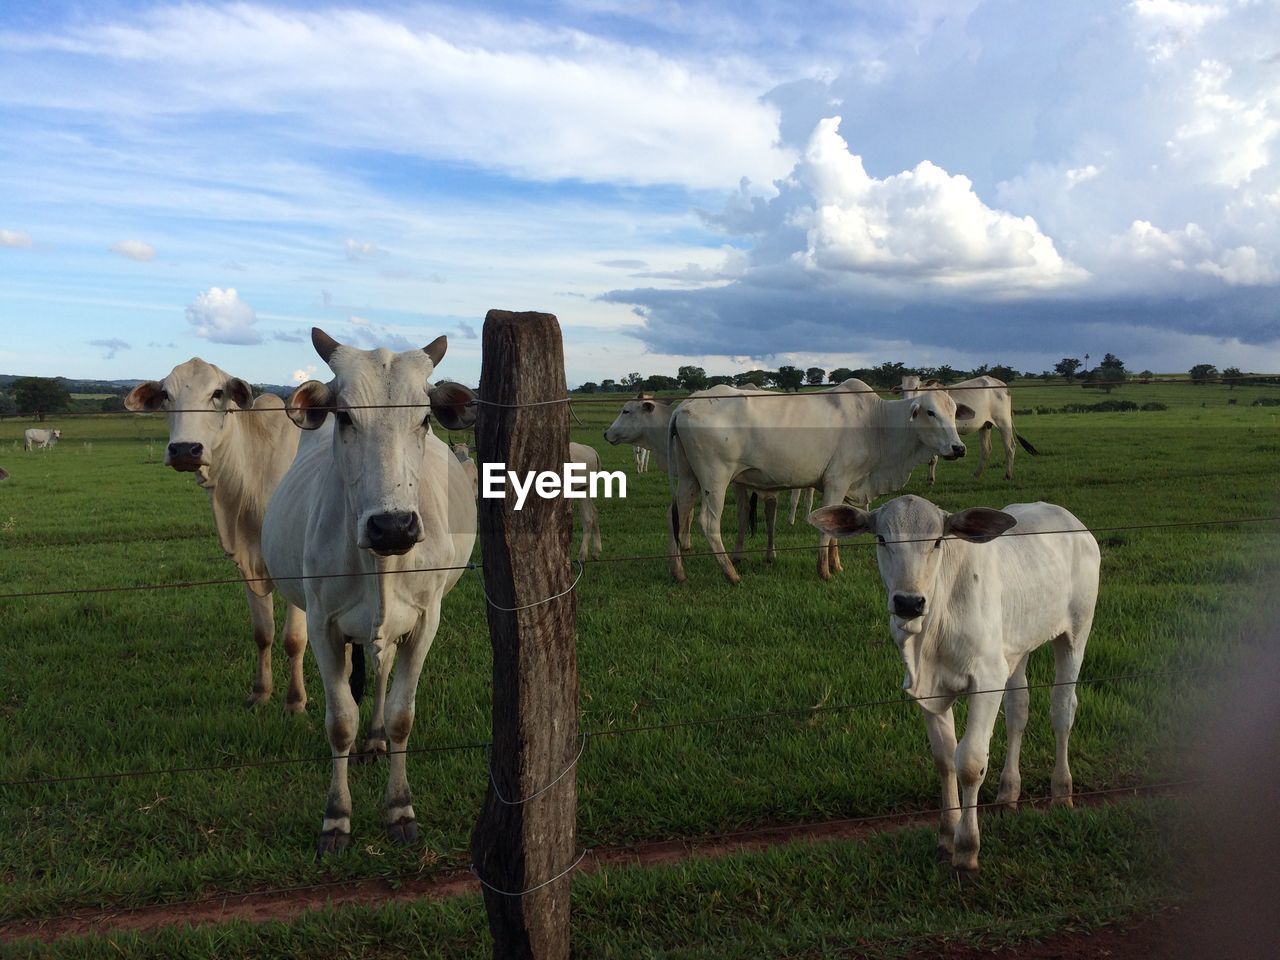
[471,310,578,960]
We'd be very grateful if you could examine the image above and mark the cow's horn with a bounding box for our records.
[312,327,340,363]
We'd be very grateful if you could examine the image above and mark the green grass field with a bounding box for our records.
[1,378,1277,955]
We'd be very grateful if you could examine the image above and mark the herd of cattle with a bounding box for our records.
[10,326,1099,874]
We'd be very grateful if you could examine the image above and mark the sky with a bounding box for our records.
[1,0,1277,388]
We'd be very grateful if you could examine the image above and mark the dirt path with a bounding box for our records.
[1,785,1171,946]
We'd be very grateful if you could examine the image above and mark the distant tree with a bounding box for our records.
[99,395,126,412]
[599,378,617,392]
[1092,353,1128,393]
[805,366,826,386]
[775,365,804,392]
[13,377,70,419]
[707,375,735,387]
[1054,358,1082,381]
[868,361,907,389]
[735,369,771,388]
[577,381,599,394]
[970,363,991,378]
[0,393,15,418]
[677,365,709,391]
[621,372,643,390]
[1138,370,1155,381]
[828,367,856,383]
[643,374,680,392]
[1221,366,1243,388]
[933,364,957,384]
[1039,370,1054,381]
[1188,363,1218,384]
[988,364,1018,382]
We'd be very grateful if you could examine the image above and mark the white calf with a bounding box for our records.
[809,495,1100,875]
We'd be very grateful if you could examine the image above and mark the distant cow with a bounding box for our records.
[24,428,61,450]
[0,466,8,481]
[668,381,973,582]
[126,360,312,713]
[809,495,1099,876]
[451,443,479,496]
[569,441,604,562]
[896,376,1037,482]
[262,328,476,855]
[634,446,651,473]
[604,394,784,565]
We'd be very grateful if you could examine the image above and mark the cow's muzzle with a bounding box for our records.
[603,430,619,445]
[167,442,205,472]
[941,444,966,461]
[892,593,926,619]
[366,511,422,556]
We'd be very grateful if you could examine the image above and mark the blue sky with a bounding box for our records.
[1,0,1277,388]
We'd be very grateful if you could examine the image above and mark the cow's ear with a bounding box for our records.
[890,384,902,395]
[312,327,340,364]
[125,380,166,412]
[925,379,942,387]
[287,380,334,430]
[909,401,921,420]
[954,403,976,421]
[226,377,253,410]
[807,504,874,540]
[429,381,476,430]
[641,400,656,412]
[423,335,448,367]
[945,508,1017,543]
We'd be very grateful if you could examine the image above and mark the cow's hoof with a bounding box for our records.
[388,816,419,845]
[1051,795,1074,809]
[992,799,1018,815]
[244,689,271,709]
[954,865,980,886]
[316,829,351,858]
[936,845,953,862]
[284,698,307,716]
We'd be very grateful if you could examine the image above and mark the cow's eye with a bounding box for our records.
[159,389,170,402]
[335,410,353,428]
[875,535,886,546]
[211,389,224,402]
[927,409,935,418]
[934,537,944,549]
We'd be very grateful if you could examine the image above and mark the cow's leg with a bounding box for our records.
[312,620,359,856]
[927,455,939,485]
[951,683,1003,875]
[668,475,699,582]
[576,498,592,563]
[1001,425,1017,480]
[974,425,992,479]
[591,496,602,559]
[996,655,1031,810]
[829,539,843,573]
[923,705,960,860]
[1050,633,1087,807]
[282,602,308,714]
[731,485,749,563]
[698,475,740,583]
[357,645,393,763]
[243,585,275,708]
[788,488,801,525]
[382,606,442,845]
[764,494,778,562]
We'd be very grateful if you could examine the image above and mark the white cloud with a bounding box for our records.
[185,287,262,345]
[1116,219,1278,285]
[109,239,155,261]
[0,5,794,190]
[344,320,416,352]
[1,229,33,248]
[89,337,130,358]
[793,118,1083,289]
[344,238,383,261]
[291,364,317,384]
[1130,0,1226,61]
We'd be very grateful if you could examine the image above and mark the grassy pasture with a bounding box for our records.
[0,378,1277,953]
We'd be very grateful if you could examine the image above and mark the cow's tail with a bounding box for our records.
[749,492,759,537]
[667,414,682,544]
[1016,433,1039,455]
[348,641,367,703]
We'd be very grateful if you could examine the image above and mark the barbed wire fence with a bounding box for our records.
[1,323,1271,952]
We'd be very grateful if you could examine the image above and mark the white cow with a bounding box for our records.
[569,440,604,562]
[451,442,479,496]
[262,328,477,855]
[668,381,973,583]
[896,376,1037,483]
[809,495,1100,876]
[633,445,650,473]
[604,394,784,565]
[126,361,311,712]
[24,428,61,450]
